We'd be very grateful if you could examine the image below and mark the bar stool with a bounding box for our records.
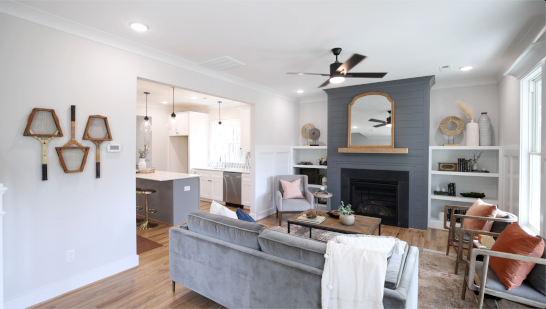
[136,188,144,224]
[136,188,158,230]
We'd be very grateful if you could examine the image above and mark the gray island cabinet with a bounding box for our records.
[136,171,200,225]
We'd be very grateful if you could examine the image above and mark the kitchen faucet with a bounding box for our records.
[219,153,226,168]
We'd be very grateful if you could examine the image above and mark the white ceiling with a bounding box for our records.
[136,79,247,108]
[17,1,545,100]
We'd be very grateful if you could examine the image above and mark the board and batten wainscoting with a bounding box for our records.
[255,145,292,219]
[0,184,6,309]
[503,146,520,218]
[324,76,435,230]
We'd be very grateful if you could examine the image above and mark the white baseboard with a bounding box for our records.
[4,255,139,309]
[257,207,275,220]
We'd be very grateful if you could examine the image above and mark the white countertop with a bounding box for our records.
[193,167,251,174]
[136,171,201,182]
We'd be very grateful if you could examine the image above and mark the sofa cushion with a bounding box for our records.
[527,237,546,296]
[385,241,409,289]
[258,229,327,269]
[475,261,546,303]
[280,198,312,212]
[186,210,266,250]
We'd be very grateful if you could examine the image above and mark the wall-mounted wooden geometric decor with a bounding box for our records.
[55,105,90,173]
[24,108,64,180]
[83,115,112,178]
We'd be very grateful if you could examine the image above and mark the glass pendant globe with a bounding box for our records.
[140,118,152,133]
[167,115,180,132]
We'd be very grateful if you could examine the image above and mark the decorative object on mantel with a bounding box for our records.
[83,115,112,178]
[457,101,479,146]
[308,128,320,146]
[137,148,148,170]
[55,105,90,173]
[338,201,355,226]
[460,192,485,198]
[23,108,64,181]
[438,162,458,171]
[478,112,492,146]
[439,116,463,146]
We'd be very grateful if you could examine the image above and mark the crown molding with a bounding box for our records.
[431,77,497,90]
[0,1,297,104]
[298,93,327,104]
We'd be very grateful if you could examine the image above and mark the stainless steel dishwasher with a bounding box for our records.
[223,172,242,206]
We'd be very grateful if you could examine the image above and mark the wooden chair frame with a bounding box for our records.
[444,205,470,264]
[463,244,546,309]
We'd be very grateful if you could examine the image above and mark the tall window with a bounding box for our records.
[210,120,242,163]
[521,65,542,233]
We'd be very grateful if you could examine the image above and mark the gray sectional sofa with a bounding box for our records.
[169,210,419,308]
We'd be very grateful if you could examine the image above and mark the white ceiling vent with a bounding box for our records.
[439,65,451,71]
[200,56,245,71]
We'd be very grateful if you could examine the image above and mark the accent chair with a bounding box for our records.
[275,175,313,226]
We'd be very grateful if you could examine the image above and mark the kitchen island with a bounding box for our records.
[136,171,200,225]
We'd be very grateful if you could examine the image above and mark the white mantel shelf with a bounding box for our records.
[136,171,200,182]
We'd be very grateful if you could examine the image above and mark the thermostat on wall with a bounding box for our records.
[107,143,122,152]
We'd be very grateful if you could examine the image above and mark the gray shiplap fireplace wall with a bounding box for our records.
[324,76,435,230]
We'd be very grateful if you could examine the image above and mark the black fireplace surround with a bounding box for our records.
[340,168,409,228]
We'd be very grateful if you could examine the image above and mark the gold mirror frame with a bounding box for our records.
[348,91,395,148]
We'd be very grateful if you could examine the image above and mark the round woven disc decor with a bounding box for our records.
[439,116,464,136]
[309,128,320,141]
[301,123,315,139]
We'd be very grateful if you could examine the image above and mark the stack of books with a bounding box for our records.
[296,215,326,224]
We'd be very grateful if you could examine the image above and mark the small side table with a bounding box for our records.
[312,192,332,209]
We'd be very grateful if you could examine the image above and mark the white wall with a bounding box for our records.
[498,76,520,147]
[299,101,328,146]
[430,84,499,146]
[136,104,170,171]
[0,13,299,307]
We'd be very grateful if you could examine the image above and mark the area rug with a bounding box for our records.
[269,225,497,308]
[136,235,162,254]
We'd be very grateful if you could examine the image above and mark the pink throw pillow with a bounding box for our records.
[280,179,304,199]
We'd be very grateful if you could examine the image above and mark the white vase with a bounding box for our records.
[479,113,492,146]
[472,163,478,171]
[138,158,147,170]
[466,120,479,146]
[339,214,355,226]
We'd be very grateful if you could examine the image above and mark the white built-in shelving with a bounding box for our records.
[428,146,502,230]
[290,146,329,210]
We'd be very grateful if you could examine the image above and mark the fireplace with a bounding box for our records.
[350,180,398,226]
[340,168,409,228]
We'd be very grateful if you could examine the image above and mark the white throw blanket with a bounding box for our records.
[322,235,401,309]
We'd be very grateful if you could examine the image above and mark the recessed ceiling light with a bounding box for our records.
[296,90,304,93]
[130,23,148,32]
[459,66,473,71]
[352,126,358,129]
[190,96,197,99]
[161,101,168,104]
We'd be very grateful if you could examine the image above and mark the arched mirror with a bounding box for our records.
[348,92,394,148]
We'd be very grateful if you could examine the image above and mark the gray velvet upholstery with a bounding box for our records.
[258,229,327,269]
[186,210,266,250]
[475,261,546,303]
[526,239,546,296]
[170,210,420,308]
[275,175,313,212]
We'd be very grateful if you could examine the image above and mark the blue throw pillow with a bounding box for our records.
[236,208,256,223]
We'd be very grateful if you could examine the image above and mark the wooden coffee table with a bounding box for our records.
[287,210,381,238]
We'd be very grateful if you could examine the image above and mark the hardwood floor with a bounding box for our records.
[30,202,477,308]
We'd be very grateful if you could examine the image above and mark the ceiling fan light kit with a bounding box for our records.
[287,47,388,88]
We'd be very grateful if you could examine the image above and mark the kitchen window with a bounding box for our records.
[210,119,242,163]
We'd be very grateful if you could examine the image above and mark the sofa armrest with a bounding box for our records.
[276,190,283,211]
[305,190,313,208]
[383,246,419,308]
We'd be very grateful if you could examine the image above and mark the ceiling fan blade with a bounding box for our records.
[373,124,386,128]
[287,72,330,76]
[368,119,385,123]
[345,72,388,78]
[318,79,330,88]
[336,54,366,74]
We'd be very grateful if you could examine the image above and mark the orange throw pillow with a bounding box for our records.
[489,222,545,290]
[463,199,497,232]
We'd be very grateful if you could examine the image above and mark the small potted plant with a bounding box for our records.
[338,201,355,226]
[137,148,148,170]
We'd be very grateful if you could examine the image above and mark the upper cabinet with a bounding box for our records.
[168,112,189,136]
[240,109,251,152]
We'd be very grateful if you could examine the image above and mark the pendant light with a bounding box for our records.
[140,92,152,133]
[218,101,222,125]
[167,87,180,132]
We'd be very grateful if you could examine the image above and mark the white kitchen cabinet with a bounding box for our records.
[200,177,211,199]
[241,173,251,207]
[168,112,209,173]
[211,178,223,201]
[168,112,189,136]
[240,109,251,153]
[194,169,223,201]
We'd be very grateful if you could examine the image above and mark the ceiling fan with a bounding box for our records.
[369,111,392,128]
[287,48,387,88]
